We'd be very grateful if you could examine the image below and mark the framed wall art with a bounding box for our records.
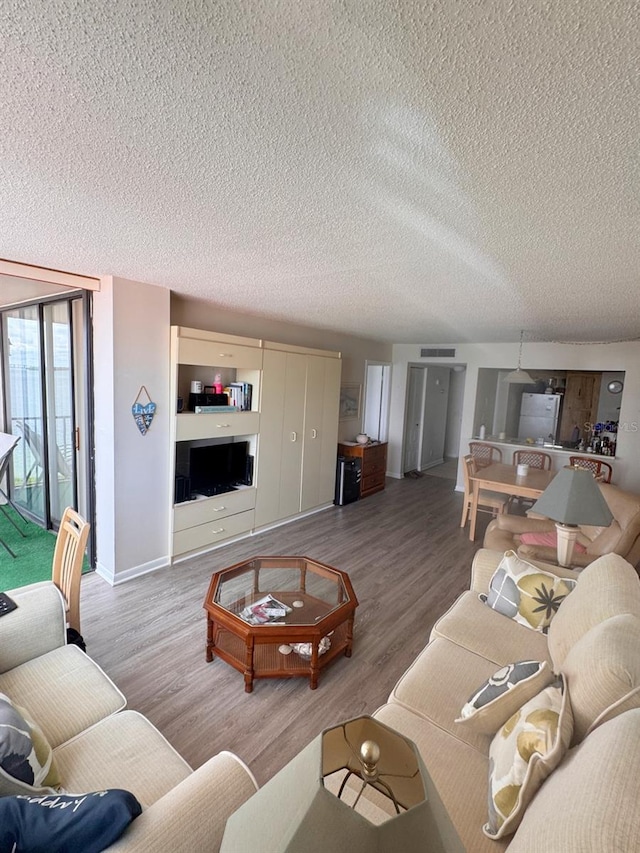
[339,383,362,421]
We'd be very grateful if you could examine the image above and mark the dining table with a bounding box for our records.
[469,462,556,542]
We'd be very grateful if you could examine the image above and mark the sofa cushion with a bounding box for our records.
[0,693,60,796]
[484,551,576,635]
[456,661,554,734]
[547,553,640,669]
[0,788,141,853]
[559,613,640,745]
[53,711,192,809]
[484,677,573,840]
[388,637,499,751]
[0,645,126,749]
[508,709,640,852]
[431,591,552,667]
[373,702,507,853]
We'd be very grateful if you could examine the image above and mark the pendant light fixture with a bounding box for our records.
[504,330,535,384]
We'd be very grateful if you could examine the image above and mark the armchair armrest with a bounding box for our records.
[517,543,594,570]
[0,582,66,673]
[471,548,581,593]
[107,751,259,852]
[493,515,556,534]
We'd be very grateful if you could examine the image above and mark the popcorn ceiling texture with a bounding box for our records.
[1,0,638,344]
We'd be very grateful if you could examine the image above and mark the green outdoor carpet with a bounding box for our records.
[0,507,88,591]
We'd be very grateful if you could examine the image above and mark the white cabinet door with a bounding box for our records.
[301,355,341,511]
[257,350,341,526]
[278,352,306,519]
[254,349,306,526]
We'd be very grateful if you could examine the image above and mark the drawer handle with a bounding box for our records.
[216,423,231,428]
[211,527,225,534]
[311,428,318,439]
[218,352,233,357]
[291,431,297,442]
[212,506,226,512]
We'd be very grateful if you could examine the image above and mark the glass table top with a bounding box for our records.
[209,556,354,627]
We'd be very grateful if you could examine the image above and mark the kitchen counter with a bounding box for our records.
[473,437,617,461]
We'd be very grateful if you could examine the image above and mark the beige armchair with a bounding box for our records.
[484,481,640,570]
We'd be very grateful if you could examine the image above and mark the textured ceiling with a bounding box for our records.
[1,1,638,344]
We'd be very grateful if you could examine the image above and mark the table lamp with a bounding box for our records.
[530,465,614,567]
[221,715,464,853]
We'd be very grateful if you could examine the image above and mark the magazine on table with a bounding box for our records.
[240,594,292,625]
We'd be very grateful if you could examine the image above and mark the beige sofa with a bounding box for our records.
[484,481,640,569]
[0,582,258,851]
[372,549,640,851]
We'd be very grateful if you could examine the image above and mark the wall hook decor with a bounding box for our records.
[132,385,157,436]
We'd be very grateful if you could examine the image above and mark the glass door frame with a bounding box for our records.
[0,290,95,566]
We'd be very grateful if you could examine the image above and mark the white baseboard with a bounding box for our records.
[95,555,170,586]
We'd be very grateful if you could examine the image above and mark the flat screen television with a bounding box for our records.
[189,441,252,496]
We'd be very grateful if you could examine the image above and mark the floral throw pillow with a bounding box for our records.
[484,676,573,839]
[482,551,577,634]
[455,660,553,733]
[0,693,60,796]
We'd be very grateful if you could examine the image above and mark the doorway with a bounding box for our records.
[401,364,466,476]
[1,293,93,544]
[362,362,392,442]
[404,367,426,473]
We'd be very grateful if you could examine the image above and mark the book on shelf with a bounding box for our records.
[226,382,252,411]
[239,594,292,625]
[194,405,240,414]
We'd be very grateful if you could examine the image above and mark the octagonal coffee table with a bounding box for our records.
[204,556,358,692]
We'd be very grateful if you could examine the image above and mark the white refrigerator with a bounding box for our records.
[517,393,562,442]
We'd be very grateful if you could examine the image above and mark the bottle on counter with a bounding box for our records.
[479,424,486,440]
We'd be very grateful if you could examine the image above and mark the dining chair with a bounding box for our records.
[512,450,553,470]
[569,456,613,484]
[52,506,90,635]
[468,442,502,469]
[460,455,508,529]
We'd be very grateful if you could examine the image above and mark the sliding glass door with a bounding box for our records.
[2,295,87,530]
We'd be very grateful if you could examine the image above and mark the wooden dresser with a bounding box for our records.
[337,441,388,498]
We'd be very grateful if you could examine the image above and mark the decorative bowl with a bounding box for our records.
[355,433,369,445]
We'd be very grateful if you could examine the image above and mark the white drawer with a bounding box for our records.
[173,488,256,531]
[173,509,255,555]
[178,338,263,370]
[176,411,260,441]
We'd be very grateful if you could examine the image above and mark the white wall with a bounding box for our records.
[93,277,171,584]
[390,341,640,493]
[443,369,466,459]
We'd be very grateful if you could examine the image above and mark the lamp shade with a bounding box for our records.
[530,466,614,526]
[221,715,464,853]
[503,367,535,384]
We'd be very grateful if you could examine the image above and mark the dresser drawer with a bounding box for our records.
[362,471,385,494]
[362,456,386,477]
[173,488,256,531]
[363,444,387,466]
[178,337,263,370]
[176,411,260,441]
[173,509,255,555]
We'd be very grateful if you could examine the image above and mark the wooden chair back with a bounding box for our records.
[469,442,502,469]
[52,507,90,634]
[460,454,506,528]
[569,456,613,483]
[512,450,553,470]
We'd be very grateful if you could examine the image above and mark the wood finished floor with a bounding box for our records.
[81,472,492,786]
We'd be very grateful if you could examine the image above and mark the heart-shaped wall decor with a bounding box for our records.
[132,386,157,436]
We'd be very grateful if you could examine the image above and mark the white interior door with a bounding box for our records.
[363,362,391,441]
[403,367,426,473]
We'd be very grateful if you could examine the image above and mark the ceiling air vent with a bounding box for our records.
[420,348,456,358]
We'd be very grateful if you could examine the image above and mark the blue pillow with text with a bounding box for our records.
[0,789,142,853]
